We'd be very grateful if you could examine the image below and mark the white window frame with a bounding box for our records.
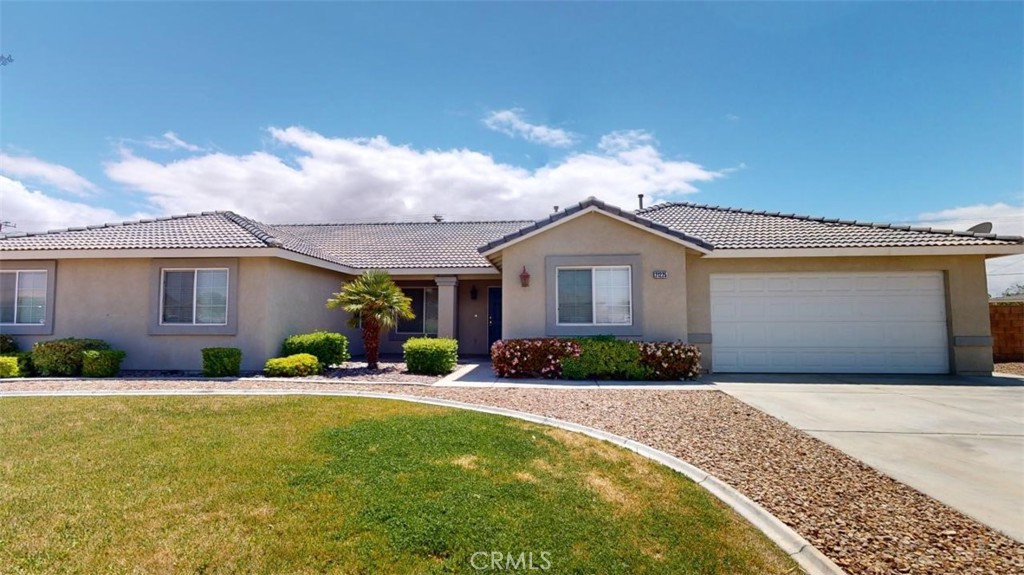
[0,270,48,326]
[395,286,439,335]
[159,268,230,326]
[555,265,633,326]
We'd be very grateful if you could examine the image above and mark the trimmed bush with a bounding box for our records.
[82,350,127,378]
[561,337,651,380]
[0,356,19,378]
[491,338,581,379]
[1,352,34,377]
[403,338,458,375]
[0,334,19,354]
[32,338,110,376]
[637,341,702,381]
[264,353,322,377]
[201,347,242,377]
[280,331,350,367]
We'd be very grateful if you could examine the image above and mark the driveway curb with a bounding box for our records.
[1,388,845,575]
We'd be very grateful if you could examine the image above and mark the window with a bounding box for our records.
[160,269,228,325]
[396,287,439,335]
[0,270,47,325]
[556,266,632,325]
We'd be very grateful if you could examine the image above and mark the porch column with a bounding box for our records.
[435,276,458,339]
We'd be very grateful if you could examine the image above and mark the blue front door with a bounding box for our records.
[487,287,502,350]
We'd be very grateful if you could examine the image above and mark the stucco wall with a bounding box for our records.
[686,254,994,374]
[5,257,359,371]
[499,212,691,341]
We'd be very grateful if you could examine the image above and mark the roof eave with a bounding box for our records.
[702,244,1024,258]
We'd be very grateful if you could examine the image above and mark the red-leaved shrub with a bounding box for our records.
[490,338,581,378]
[492,338,703,380]
[637,341,702,380]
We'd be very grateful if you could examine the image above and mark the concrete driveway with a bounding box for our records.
[711,374,1024,543]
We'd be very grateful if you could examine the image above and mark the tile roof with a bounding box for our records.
[0,212,273,251]
[637,202,1024,249]
[272,221,531,268]
[478,197,716,254]
[0,211,530,269]
[1,200,1018,271]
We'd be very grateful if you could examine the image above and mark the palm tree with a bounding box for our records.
[326,270,414,369]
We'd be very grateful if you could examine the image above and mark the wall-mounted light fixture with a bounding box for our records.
[469,285,479,300]
[519,266,531,288]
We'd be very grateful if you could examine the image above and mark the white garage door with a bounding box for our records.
[710,272,949,374]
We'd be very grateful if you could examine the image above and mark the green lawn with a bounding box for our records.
[0,396,795,574]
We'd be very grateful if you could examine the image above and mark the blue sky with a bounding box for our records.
[1,2,1022,291]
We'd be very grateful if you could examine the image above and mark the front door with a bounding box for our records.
[487,287,502,350]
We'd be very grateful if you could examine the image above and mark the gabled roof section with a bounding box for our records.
[638,202,1024,249]
[273,221,531,269]
[0,212,277,251]
[477,197,716,258]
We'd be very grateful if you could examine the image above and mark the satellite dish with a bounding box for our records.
[967,222,993,234]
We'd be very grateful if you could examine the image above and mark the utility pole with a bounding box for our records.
[0,221,16,232]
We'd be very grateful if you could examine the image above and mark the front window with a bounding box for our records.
[0,270,47,325]
[557,266,632,325]
[160,269,228,325]
[397,287,439,335]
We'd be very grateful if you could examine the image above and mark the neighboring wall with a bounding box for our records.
[5,257,353,371]
[990,302,1024,362]
[686,254,995,375]
[499,212,691,341]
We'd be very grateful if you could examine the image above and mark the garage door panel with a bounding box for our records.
[710,272,949,374]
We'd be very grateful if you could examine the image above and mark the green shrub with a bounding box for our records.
[403,338,459,375]
[264,353,322,377]
[0,356,19,378]
[280,331,350,367]
[491,338,581,378]
[32,338,110,376]
[81,350,127,378]
[561,337,651,380]
[201,347,242,377]
[0,334,19,354]
[1,352,34,377]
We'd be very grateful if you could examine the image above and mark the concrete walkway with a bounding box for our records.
[712,374,1024,542]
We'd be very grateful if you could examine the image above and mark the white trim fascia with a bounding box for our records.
[479,205,713,257]
[703,244,1024,258]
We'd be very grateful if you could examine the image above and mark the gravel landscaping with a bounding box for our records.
[2,379,1022,574]
[996,363,1024,376]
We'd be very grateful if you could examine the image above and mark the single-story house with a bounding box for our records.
[1,197,1020,375]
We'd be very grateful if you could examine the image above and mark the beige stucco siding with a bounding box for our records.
[499,212,691,341]
[264,258,356,357]
[686,254,994,374]
[6,257,360,371]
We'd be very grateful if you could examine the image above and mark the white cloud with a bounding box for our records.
[0,176,145,233]
[725,113,740,122]
[0,153,99,196]
[482,109,578,148]
[103,125,723,223]
[135,131,206,152]
[914,201,1024,297]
